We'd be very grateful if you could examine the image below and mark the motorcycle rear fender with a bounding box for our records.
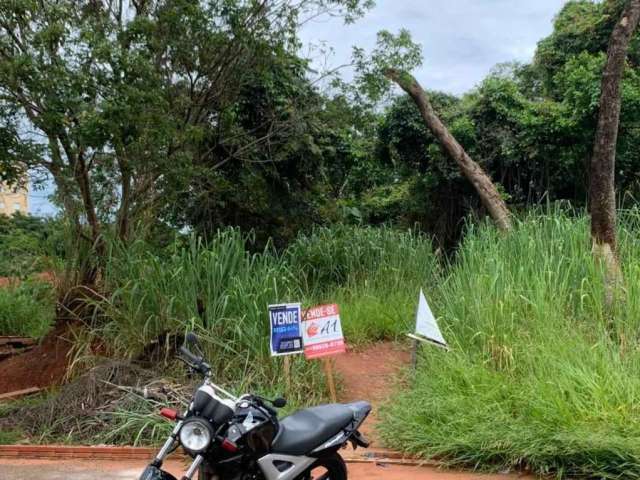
[347,401,372,430]
[139,465,178,480]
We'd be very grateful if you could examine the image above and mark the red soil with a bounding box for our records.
[0,271,69,395]
[333,342,411,444]
[0,323,73,395]
[0,458,525,480]
[0,271,57,289]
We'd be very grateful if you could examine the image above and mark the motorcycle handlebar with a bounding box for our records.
[257,398,277,417]
[179,345,201,364]
[179,345,210,375]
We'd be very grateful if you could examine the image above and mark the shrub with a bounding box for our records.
[0,213,64,277]
[0,281,55,338]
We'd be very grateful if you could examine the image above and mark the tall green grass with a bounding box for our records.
[88,226,437,405]
[90,230,313,403]
[72,210,640,474]
[379,209,640,479]
[288,225,440,343]
[0,281,55,338]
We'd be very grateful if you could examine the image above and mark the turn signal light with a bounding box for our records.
[160,408,178,421]
[221,438,238,453]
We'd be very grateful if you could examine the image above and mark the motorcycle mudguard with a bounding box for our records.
[139,465,178,480]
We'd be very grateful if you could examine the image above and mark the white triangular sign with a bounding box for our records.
[413,289,447,348]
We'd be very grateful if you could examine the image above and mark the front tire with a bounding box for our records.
[197,464,214,480]
[302,452,347,480]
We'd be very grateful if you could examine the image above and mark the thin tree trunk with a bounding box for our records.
[385,69,512,232]
[74,150,101,247]
[74,150,104,286]
[116,154,132,242]
[47,136,82,234]
[590,0,640,302]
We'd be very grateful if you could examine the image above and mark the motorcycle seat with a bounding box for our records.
[271,402,371,456]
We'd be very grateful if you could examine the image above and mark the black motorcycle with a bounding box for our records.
[139,333,371,480]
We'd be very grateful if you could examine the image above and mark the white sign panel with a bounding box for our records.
[413,289,447,348]
[302,304,346,359]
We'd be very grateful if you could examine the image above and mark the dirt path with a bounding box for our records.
[333,341,411,444]
[0,458,526,480]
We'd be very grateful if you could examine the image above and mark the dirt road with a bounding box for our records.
[0,458,524,480]
[333,341,411,443]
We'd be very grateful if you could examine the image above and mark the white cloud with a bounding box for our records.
[300,0,568,95]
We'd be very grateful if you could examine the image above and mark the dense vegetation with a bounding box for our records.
[7,210,640,479]
[1,0,640,478]
[0,214,59,336]
[380,209,640,478]
[79,225,436,392]
[2,1,640,247]
[0,222,438,446]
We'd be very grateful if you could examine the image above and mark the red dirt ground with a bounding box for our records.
[0,272,57,289]
[0,458,527,480]
[333,341,411,444]
[0,323,73,394]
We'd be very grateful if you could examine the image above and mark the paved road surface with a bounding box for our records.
[0,458,526,480]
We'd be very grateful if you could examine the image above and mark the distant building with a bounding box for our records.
[0,182,28,216]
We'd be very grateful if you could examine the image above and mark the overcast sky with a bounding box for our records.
[29,0,569,216]
[300,0,568,95]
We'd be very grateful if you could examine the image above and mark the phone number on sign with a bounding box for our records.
[305,340,344,352]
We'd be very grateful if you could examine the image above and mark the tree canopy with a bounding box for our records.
[2,0,640,250]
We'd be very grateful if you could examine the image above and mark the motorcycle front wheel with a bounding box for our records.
[301,452,348,480]
[197,452,348,480]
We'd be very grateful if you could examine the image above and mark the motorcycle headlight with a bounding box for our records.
[179,418,213,453]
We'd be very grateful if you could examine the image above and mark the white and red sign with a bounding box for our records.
[302,304,346,359]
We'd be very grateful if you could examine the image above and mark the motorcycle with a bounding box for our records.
[139,332,371,480]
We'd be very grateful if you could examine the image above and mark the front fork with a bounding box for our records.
[140,420,205,480]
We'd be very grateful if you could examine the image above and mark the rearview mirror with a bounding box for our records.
[185,332,204,356]
[273,397,287,408]
[186,332,199,346]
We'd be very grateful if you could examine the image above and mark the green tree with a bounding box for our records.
[352,30,513,232]
[0,0,373,281]
[589,0,640,303]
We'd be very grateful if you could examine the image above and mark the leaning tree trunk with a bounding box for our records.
[385,69,512,232]
[589,0,640,303]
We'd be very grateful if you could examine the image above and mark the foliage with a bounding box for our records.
[335,1,640,246]
[380,209,640,478]
[166,58,381,248]
[0,213,63,277]
[5,0,640,251]
[67,226,438,405]
[0,0,374,269]
[0,280,55,338]
[351,29,423,104]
